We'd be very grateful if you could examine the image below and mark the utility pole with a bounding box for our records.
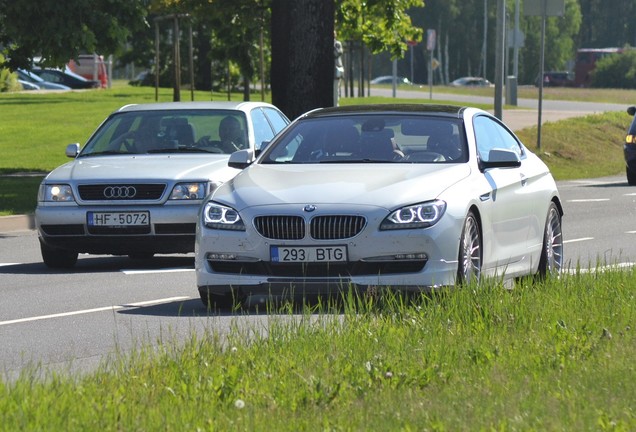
[494,0,505,120]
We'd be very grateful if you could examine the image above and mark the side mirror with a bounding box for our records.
[66,143,80,158]
[481,148,521,170]
[627,106,636,116]
[228,149,254,169]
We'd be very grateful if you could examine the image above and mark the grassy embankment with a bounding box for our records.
[2,274,636,430]
[0,82,633,215]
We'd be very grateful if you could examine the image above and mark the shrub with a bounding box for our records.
[591,46,636,89]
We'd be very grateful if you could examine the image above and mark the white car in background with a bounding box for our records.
[196,104,564,309]
[36,101,290,268]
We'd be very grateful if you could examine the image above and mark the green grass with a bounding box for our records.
[2,271,635,430]
[0,82,632,216]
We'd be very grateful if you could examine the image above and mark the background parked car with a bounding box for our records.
[623,106,636,185]
[31,67,100,89]
[450,76,493,87]
[67,53,109,88]
[535,71,575,87]
[371,75,414,85]
[18,79,40,90]
[35,101,290,268]
[195,104,563,309]
[16,69,71,90]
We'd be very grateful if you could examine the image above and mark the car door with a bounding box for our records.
[473,115,534,274]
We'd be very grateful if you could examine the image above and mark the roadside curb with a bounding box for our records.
[0,214,36,234]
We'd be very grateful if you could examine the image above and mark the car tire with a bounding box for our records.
[40,242,78,269]
[626,166,636,186]
[537,202,563,278]
[199,288,236,311]
[457,211,482,285]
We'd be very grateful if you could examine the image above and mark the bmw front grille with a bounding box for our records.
[254,215,366,240]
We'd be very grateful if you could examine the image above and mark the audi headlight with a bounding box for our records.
[39,184,75,203]
[169,182,207,200]
[380,200,446,230]
[203,202,245,230]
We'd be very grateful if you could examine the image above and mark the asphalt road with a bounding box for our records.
[1,174,635,381]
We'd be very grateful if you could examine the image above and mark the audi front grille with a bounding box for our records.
[254,216,305,240]
[310,215,366,240]
[78,184,166,201]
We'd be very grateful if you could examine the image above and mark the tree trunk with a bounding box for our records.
[271,0,334,119]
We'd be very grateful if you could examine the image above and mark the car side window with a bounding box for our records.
[473,115,523,162]
[250,108,276,149]
[263,107,289,133]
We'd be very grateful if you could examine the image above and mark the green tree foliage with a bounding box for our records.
[577,0,636,49]
[591,48,636,89]
[519,0,581,84]
[0,0,148,69]
[336,0,424,58]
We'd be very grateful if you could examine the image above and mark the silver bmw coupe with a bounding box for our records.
[195,104,564,308]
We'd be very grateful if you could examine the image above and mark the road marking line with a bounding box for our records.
[122,268,194,275]
[0,263,19,267]
[0,296,191,327]
[627,231,636,234]
[566,262,635,274]
[564,237,594,244]
[567,199,610,202]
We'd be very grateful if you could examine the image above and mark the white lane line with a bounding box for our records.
[0,263,19,267]
[122,268,194,275]
[0,296,191,327]
[566,262,635,274]
[564,237,594,244]
[626,231,636,234]
[567,199,610,202]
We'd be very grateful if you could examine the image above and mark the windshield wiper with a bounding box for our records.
[146,147,211,154]
[319,158,396,163]
[80,150,131,157]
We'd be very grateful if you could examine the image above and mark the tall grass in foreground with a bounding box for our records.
[1,269,635,431]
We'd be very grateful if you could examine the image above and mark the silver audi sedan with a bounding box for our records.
[36,101,290,268]
[195,104,564,308]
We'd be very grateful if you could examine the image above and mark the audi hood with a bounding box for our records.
[43,154,239,183]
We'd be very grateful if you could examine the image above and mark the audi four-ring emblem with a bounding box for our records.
[103,186,137,199]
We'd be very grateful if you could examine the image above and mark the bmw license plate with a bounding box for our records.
[87,211,150,227]
[271,245,347,263]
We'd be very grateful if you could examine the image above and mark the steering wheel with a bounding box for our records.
[195,137,225,153]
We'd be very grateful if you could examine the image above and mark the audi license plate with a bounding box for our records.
[271,245,347,263]
[87,211,150,227]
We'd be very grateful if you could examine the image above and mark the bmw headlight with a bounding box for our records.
[380,200,446,230]
[39,184,75,202]
[203,202,245,230]
[169,182,207,200]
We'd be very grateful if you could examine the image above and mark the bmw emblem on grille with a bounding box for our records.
[303,204,316,212]
[103,186,137,199]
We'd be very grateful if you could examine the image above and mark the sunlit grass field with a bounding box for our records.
[2,271,635,430]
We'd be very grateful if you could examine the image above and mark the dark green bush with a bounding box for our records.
[591,47,636,89]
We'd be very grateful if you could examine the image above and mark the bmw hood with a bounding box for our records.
[44,154,238,183]
[216,163,471,210]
